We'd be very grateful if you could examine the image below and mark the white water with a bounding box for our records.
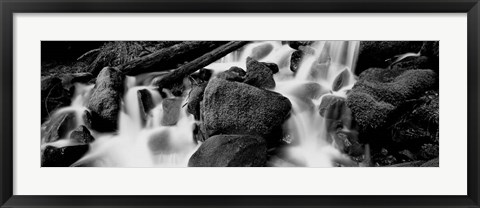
[42,41,361,167]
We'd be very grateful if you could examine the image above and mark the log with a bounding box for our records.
[119,41,229,76]
[153,41,250,89]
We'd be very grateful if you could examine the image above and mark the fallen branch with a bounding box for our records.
[119,41,229,76]
[153,41,250,89]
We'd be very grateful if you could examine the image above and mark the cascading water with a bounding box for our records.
[41,40,361,167]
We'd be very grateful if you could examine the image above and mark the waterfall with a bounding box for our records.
[42,41,361,167]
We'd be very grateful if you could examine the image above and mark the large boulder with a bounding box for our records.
[86,67,124,132]
[347,68,438,131]
[42,112,77,143]
[244,57,276,89]
[188,135,267,167]
[347,66,438,166]
[347,68,437,134]
[201,78,291,144]
[41,76,71,123]
[42,145,89,167]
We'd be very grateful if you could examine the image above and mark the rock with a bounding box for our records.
[161,98,182,126]
[244,57,276,89]
[188,135,267,167]
[42,145,89,167]
[347,68,437,134]
[319,95,348,120]
[86,67,124,132]
[201,78,291,144]
[216,66,246,82]
[42,112,77,143]
[137,89,155,126]
[290,50,304,72]
[263,62,279,74]
[251,43,274,60]
[332,69,351,91]
[41,76,71,123]
[355,41,424,75]
[420,157,439,167]
[187,83,208,120]
[69,125,95,144]
[334,131,363,157]
[286,41,315,50]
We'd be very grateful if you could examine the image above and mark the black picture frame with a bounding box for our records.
[1,0,479,207]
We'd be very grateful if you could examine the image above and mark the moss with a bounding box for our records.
[347,92,395,131]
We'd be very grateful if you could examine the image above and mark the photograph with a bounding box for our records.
[40,40,439,168]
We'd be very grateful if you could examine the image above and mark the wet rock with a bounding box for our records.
[86,67,124,132]
[202,78,291,144]
[137,89,155,125]
[319,95,348,120]
[355,41,424,75]
[187,83,208,120]
[290,50,304,72]
[332,69,351,91]
[69,125,95,144]
[251,43,274,60]
[41,76,71,123]
[216,66,246,82]
[286,41,315,50]
[420,157,439,167]
[42,112,77,143]
[188,135,267,167]
[41,145,89,167]
[244,57,276,89]
[161,98,182,126]
[263,62,279,74]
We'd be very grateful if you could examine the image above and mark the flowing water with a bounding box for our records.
[41,41,361,167]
